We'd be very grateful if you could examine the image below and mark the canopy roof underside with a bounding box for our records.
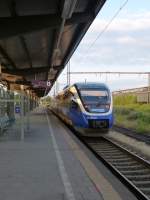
[0,0,106,97]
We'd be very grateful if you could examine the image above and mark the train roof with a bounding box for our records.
[61,82,110,94]
[58,82,110,97]
[74,82,109,90]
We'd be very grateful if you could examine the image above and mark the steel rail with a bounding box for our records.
[82,136,150,200]
[50,109,150,200]
[113,125,150,145]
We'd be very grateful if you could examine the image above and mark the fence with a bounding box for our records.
[0,86,38,138]
[113,86,150,104]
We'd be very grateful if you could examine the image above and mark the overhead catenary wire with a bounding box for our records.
[79,0,129,64]
[58,0,129,87]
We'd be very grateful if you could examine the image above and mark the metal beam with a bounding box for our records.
[0,45,17,69]
[62,23,87,66]
[2,66,49,76]
[11,80,31,85]
[2,65,63,76]
[19,36,33,68]
[69,71,150,75]
[7,80,49,88]
[45,0,76,88]
[47,68,62,91]
[9,2,33,69]
[62,0,106,66]
[2,79,46,97]
[1,79,31,86]
[53,65,64,70]
[46,31,57,81]
[0,12,94,39]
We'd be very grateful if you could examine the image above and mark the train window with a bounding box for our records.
[80,90,108,97]
[80,89,109,102]
[79,88,110,113]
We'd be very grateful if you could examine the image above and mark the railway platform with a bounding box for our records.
[0,107,137,200]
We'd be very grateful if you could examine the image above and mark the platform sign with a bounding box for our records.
[32,80,51,88]
[15,106,21,114]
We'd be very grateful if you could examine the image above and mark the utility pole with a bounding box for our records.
[67,61,71,86]
[148,74,150,89]
[0,64,1,81]
[53,82,56,97]
[20,85,24,141]
[148,74,150,103]
[69,60,70,86]
[55,80,59,95]
[67,63,69,85]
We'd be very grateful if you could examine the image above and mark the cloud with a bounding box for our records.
[91,11,150,33]
[57,10,150,91]
[116,36,137,44]
[73,10,150,68]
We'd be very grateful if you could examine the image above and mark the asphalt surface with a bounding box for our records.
[0,107,138,200]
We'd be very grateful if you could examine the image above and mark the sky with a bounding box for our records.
[51,0,150,94]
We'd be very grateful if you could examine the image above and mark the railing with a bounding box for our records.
[113,86,150,103]
[0,86,38,136]
[113,86,149,95]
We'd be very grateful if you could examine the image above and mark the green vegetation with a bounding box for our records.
[40,96,52,107]
[113,94,150,134]
[113,94,137,105]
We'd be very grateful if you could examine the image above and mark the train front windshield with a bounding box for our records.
[79,88,110,113]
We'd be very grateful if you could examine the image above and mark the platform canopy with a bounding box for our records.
[0,0,106,97]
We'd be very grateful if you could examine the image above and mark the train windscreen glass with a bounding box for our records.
[80,89,110,113]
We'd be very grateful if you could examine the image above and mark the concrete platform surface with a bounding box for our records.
[0,107,138,200]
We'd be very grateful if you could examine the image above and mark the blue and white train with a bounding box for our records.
[52,82,113,136]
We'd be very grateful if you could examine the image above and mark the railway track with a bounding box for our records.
[82,136,150,200]
[113,125,150,144]
[51,110,150,199]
